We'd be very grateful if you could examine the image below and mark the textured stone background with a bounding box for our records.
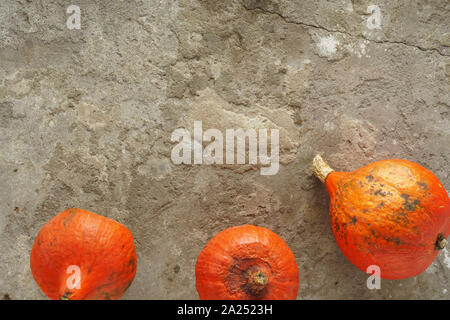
[1,0,449,300]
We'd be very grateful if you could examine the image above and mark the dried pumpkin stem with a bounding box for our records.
[59,292,71,300]
[247,270,268,295]
[312,154,334,183]
[436,234,447,250]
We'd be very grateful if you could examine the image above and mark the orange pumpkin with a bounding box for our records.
[195,225,299,300]
[30,208,137,300]
[313,155,449,280]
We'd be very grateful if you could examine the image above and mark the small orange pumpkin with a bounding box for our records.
[195,225,299,300]
[30,208,137,300]
[313,155,449,280]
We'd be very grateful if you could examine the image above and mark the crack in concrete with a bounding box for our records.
[241,2,449,57]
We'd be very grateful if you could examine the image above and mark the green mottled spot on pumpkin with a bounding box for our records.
[416,181,428,190]
[401,194,420,211]
[374,189,387,197]
[128,257,137,272]
[386,237,402,246]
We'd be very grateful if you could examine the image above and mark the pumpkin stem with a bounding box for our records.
[246,270,268,295]
[435,234,447,250]
[312,154,334,183]
[59,291,71,300]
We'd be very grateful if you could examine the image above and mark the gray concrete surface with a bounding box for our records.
[1,0,449,299]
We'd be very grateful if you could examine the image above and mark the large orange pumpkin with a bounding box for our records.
[313,155,449,280]
[195,225,299,300]
[30,208,137,300]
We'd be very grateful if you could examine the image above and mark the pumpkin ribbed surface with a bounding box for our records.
[314,155,450,280]
[195,225,299,300]
[30,208,137,300]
